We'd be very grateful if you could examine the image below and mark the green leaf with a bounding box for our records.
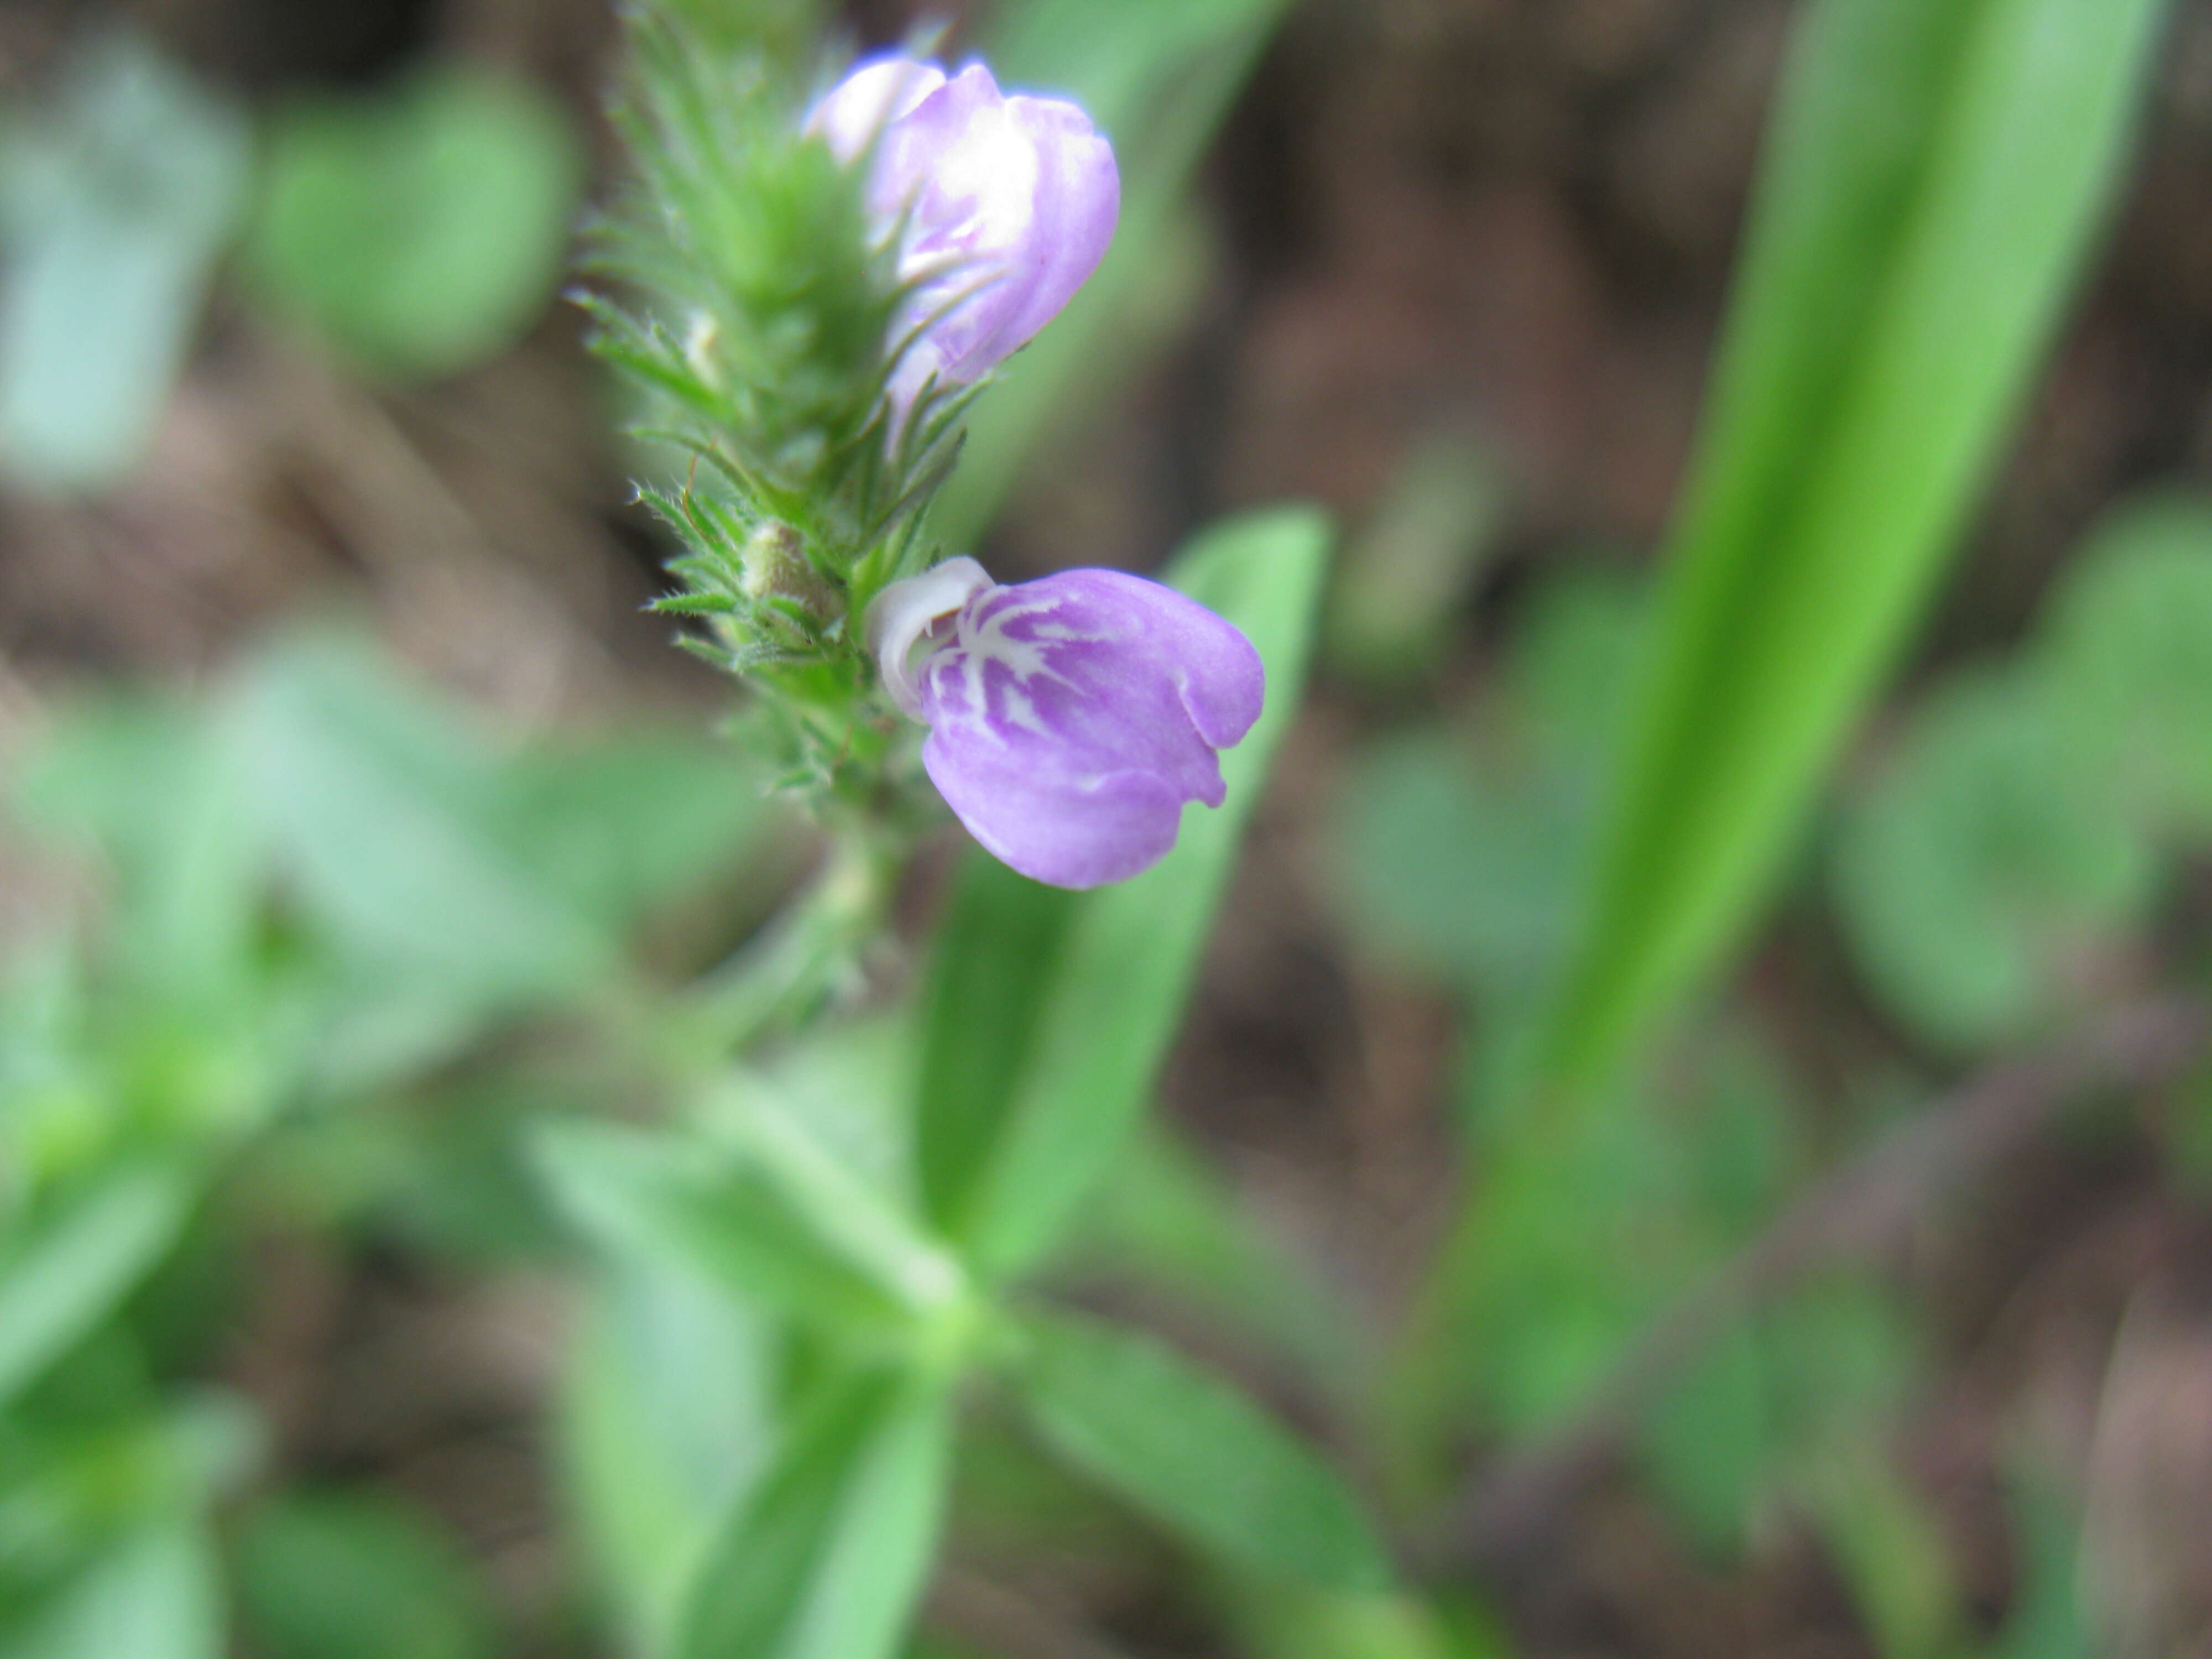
[9,698,260,1004]
[911,856,1074,1237]
[233,1491,497,1659]
[555,1259,775,1657]
[1222,1587,1520,1659]
[245,66,583,379]
[1638,1323,1769,1559]
[0,1394,260,1590]
[6,1525,225,1659]
[0,1163,195,1415]
[1832,667,2156,1051]
[2041,492,2212,838]
[673,1373,953,1659]
[1803,1454,1964,1659]
[1337,571,1641,994]
[226,634,613,1003]
[0,34,249,492]
[490,731,769,934]
[534,1115,960,1347]
[931,0,1296,547]
[1341,728,1588,993]
[916,508,1331,1279]
[1530,0,2167,1101]
[1011,1309,1391,1591]
[1993,1470,2089,1659]
[1072,1123,1365,1408]
[1325,431,1509,688]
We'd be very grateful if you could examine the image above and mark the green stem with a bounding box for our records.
[656,828,899,1078]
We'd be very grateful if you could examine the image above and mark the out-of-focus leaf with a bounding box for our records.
[1804,1454,1963,1659]
[226,635,613,1002]
[1326,432,1507,686]
[749,1012,915,1197]
[0,1394,260,1587]
[246,66,583,379]
[1639,1324,1768,1558]
[1072,1123,1365,1407]
[1342,729,1586,993]
[0,34,249,492]
[534,1116,959,1347]
[912,855,1073,1238]
[492,731,767,933]
[673,1373,953,1659]
[1011,1309,1391,1591]
[1996,1470,2088,1659]
[920,508,1330,1279]
[2041,493,2212,838]
[10,700,259,1003]
[1764,1274,1922,1459]
[1832,668,2156,1051]
[0,1164,195,1415]
[233,1490,497,1659]
[1223,1585,1520,1659]
[556,1257,774,1656]
[1411,1027,1802,1474]
[931,0,1296,546]
[6,1525,224,1659]
[1530,0,2166,1102]
[1338,571,1640,994]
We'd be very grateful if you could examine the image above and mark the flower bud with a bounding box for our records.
[811,55,1120,413]
[740,519,839,620]
[866,559,1265,889]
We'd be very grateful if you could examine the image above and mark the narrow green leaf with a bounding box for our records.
[674,1373,953,1659]
[917,508,1331,1278]
[1222,1586,1520,1659]
[1531,0,2167,1100]
[912,856,1074,1237]
[0,1162,194,1414]
[555,1261,774,1658]
[1012,1309,1391,1591]
[534,1118,957,1345]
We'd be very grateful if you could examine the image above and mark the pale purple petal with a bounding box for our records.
[870,564,1265,889]
[808,57,947,166]
[923,748,1186,890]
[812,54,1120,412]
[983,96,1119,354]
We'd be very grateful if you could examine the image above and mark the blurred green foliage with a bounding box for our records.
[0,34,249,492]
[4,0,2199,1655]
[244,67,585,379]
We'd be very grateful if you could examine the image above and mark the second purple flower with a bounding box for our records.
[811,54,1120,413]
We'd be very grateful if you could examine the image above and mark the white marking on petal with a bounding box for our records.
[864,557,993,718]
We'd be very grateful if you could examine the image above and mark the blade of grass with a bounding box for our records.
[1531,0,2166,1105]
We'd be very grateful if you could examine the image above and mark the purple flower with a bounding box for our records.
[810,56,1120,413]
[866,559,1265,889]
